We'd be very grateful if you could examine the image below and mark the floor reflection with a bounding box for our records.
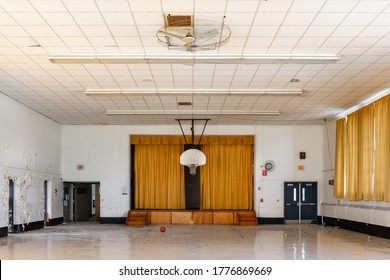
[0,222,389,260]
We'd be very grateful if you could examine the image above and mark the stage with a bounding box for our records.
[127,209,258,226]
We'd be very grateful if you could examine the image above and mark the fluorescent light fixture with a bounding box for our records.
[86,88,303,97]
[49,54,339,64]
[106,109,280,116]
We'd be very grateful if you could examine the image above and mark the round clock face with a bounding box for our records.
[264,161,275,171]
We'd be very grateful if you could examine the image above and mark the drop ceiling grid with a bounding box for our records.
[0,1,390,124]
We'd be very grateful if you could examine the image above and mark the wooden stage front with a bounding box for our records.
[127,209,258,226]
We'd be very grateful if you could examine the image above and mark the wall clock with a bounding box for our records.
[264,160,275,171]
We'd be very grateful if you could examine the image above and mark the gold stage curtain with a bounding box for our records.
[374,95,390,202]
[200,143,253,210]
[131,135,254,145]
[134,144,184,209]
[334,118,346,198]
[132,135,254,209]
[357,105,374,200]
[346,112,359,200]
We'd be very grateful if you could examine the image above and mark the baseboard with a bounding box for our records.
[48,217,63,226]
[258,217,284,224]
[10,220,44,233]
[100,217,126,224]
[321,216,390,239]
[0,226,8,238]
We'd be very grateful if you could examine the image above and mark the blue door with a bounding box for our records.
[284,182,317,223]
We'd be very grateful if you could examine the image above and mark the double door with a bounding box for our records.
[284,181,317,223]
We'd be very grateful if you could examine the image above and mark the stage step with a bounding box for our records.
[126,211,150,226]
[237,211,258,226]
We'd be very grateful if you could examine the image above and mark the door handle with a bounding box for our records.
[301,203,316,206]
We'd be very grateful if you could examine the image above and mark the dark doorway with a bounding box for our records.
[63,183,71,222]
[184,144,201,209]
[44,181,48,226]
[75,185,90,221]
[63,182,100,222]
[8,179,14,233]
[130,144,135,210]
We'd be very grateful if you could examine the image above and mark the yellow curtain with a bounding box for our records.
[134,144,185,209]
[374,95,390,202]
[131,135,254,145]
[346,112,359,200]
[357,105,374,200]
[334,118,346,198]
[200,144,253,210]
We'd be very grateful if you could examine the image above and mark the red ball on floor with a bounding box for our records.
[160,226,166,232]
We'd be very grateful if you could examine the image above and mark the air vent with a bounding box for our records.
[290,78,301,83]
[166,15,193,27]
[178,102,192,106]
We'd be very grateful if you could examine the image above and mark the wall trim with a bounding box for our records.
[100,217,126,224]
[48,217,63,226]
[258,217,284,224]
[0,227,8,238]
[321,216,390,239]
[10,220,44,233]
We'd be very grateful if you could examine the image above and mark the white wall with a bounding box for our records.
[61,124,324,219]
[256,126,324,218]
[322,120,390,227]
[0,93,62,229]
[61,125,256,217]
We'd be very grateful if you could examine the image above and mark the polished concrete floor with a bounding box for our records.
[0,222,389,260]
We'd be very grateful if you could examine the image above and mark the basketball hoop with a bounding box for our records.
[176,118,210,175]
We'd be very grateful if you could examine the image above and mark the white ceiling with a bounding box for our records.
[0,0,389,125]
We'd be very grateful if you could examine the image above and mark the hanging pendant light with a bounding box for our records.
[176,118,210,175]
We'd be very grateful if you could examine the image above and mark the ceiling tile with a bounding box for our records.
[195,0,227,12]
[290,0,326,12]
[0,0,389,125]
[62,0,100,12]
[162,0,193,13]
[253,13,286,26]
[96,0,131,12]
[0,0,36,12]
[322,1,358,13]
[371,13,390,25]
[283,13,317,25]
[312,13,348,25]
[342,13,378,26]
[353,1,390,12]
[226,0,260,12]
[132,13,164,25]
[332,26,366,37]
[102,13,135,25]
[109,26,139,37]
[71,13,106,25]
[225,12,256,26]
[259,0,293,13]
[52,25,84,36]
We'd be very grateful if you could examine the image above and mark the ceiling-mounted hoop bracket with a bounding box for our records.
[175,118,210,147]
